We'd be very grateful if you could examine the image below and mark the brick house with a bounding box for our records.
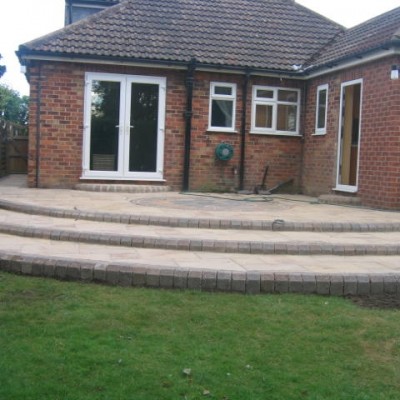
[17,0,400,209]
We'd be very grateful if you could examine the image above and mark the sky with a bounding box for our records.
[0,0,399,96]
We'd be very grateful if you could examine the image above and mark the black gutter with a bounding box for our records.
[183,58,196,191]
[16,49,304,78]
[16,36,400,79]
[239,70,250,191]
[35,62,42,188]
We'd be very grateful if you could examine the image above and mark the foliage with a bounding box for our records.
[0,54,5,78]
[0,84,29,125]
[0,272,400,400]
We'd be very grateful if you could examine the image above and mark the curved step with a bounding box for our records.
[0,199,399,232]
[1,220,399,256]
[1,250,399,297]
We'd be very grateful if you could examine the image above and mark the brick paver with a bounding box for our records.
[1,175,400,296]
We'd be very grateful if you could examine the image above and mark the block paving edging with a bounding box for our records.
[0,251,399,297]
[0,199,399,232]
[75,183,171,193]
[1,222,400,256]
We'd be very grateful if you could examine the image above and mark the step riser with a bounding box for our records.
[0,200,399,233]
[75,184,171,193]
[1,252,399,297]
[1,223,399,256]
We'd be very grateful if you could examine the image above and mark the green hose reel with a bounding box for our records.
[215,143,234,161]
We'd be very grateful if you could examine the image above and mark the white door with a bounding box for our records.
[82,73,166,181]
[336,79,362,192]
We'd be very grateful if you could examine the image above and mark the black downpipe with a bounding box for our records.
[239,70,250,190]
[183,58,196,191]
[35,62,42,188]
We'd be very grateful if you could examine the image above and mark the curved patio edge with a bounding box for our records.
[0,199,399,233]
[1,251,399,297]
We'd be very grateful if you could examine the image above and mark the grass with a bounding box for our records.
[0,272,399,400]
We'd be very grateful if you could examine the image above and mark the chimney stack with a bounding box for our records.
[65,0,119,25]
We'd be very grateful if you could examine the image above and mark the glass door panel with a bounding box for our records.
[129,83,159,173]
[89,80,120,171]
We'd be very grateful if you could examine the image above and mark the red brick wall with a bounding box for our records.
[27,61,187,189]
[28,62,85,188]
[189,72,303,192]
[28,57,399,209]
[244,76,304,193]
[27,62,304,193]
[302,56,400,209]
[358,57,400,209]
[302,74,341,195]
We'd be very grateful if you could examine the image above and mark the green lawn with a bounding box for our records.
[0,272,399,400]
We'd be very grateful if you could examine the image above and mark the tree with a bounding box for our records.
[0,54,5,78]
[0,84,29,126]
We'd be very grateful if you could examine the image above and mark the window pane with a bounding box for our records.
[211,99,233,128]
[255,104,273,128]
[278,90,298,102]
[90,80,120,171]
[256,89,274,99]
[129,83,159,173]
[317,89,327,129]
[214,86,232,96]
[277,104,297,131]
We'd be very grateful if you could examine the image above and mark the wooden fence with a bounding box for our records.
[0,119,28,176]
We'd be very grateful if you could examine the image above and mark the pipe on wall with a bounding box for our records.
[183,57,196,191]
[35,62,42,188]
[239,70,250,190]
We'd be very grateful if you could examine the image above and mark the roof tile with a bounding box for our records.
[20,0,343,71]
[310,6,400,68]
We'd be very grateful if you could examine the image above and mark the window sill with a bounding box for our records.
[206,129,238,134]
[312,132,327,136]
[333,186,358,194]
[250,131,302,137]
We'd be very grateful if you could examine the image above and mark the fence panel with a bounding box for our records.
[0,119,28,175]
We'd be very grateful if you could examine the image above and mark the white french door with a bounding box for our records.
[82,72,166,180]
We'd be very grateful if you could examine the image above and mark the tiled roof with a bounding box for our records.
[310,7,400,68]
[19,0,343,72]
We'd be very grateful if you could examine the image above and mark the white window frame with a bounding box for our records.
[314,84,329,135]
[251,85,301,136]
[208,82,237,132]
